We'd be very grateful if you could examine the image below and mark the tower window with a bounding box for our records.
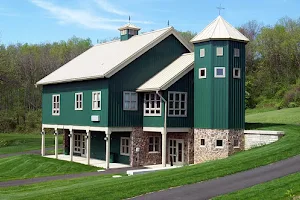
[233,68,241,79]
[234,48,240,57]
[200,48,205,57]
[216,47,223,56]
[216,140,223,148]
[200,139,205,146]
[120,30,127,35]
[214,67,225,78]
[199,68,206,79]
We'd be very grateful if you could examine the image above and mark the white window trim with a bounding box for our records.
[216,139,224,149]
[149,136,160,153]
[75,92,83,111]
[144,93,161,116]
[52,94,60,116]
[233,68,241,79]
[168,91,187,117]
[214,67,226,78]
[92,91,101,111]
[216,47,224,56]
[123,91,138,111]
[199,68,207,79]
[233,139,240,148]
[120,137,130,156]
[200,138,206,147]
[200,48,205,58]
[234,48,240,57]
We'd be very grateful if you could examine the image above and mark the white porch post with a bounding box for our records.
[69,130,74,162]
[41,130,45,156]
[105,130,111,169]
[86,130,91,165]
[54,128,58,159]
[161,131,167,167]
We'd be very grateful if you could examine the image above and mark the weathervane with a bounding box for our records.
[216,4,225,15]
[167,20,170,27]
[129,15,131,24]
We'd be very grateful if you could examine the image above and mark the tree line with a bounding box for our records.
[0,16,300,132]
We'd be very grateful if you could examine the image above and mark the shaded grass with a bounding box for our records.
[0,124,299,200]
[0,133,63,155]
[0,155,99,182]
[214,172,300,200]
[246,107,300,125]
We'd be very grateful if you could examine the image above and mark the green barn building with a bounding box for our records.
[36,16,249,168]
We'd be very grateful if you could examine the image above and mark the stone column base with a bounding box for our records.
[63,129,70,155]
[194,129,244,164]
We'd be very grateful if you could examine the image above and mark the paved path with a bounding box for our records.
[132,155,300,200]
[0,166,144,187]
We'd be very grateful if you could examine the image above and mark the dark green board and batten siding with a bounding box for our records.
[42,79,109,127]
[194,40,245,129]
[109,34,189,127]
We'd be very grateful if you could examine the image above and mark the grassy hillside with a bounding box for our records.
[0,108,299,200]
[246,107,300,125]
[0,133,63,155]
[0,155,99,182]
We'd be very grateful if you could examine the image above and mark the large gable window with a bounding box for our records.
[168,91,187,117]
[52,94,60,116]
[144,93,161,116]
[92,91,101,110]
[75,92,83,110]
[123,91,138,111]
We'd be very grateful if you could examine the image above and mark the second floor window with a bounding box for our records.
[123,91,138,111]
[75,93,83,110]
[52,94,60,116]
[168,92,187,117]
[144,93,161,116]
[92,91,101,110]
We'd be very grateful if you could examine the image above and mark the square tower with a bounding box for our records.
[191,16,249,163]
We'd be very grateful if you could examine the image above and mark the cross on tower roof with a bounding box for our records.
[216,4,225,15]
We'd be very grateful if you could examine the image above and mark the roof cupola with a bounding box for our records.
[118,17,141,41]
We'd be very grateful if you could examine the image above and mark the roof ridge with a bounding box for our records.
[219,16,231,38]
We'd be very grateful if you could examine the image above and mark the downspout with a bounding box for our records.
[156,90,167,167]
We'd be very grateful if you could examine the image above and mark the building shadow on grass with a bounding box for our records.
[245,123,285,130]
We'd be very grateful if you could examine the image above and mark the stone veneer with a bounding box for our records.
[63,129,70,154]
[130,127,194,167]
[194,129,244,164]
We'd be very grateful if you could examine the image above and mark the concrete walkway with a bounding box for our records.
[0,166,144,187]
[132,155,300,200]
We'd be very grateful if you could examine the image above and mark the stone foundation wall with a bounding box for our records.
[194,129,244,164]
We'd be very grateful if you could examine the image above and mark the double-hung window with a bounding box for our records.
[149,136,160,152]
[52,94,60,116]
[92,91,101,110]
[168,92,187,117]
[144,93,161,116]
[123,91,138,111]
[75,92,83,110]
[120,137,130,156]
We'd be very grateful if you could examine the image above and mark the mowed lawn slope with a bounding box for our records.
[0,155,99,182]
[0,108,299,200]
[0,133,63,155]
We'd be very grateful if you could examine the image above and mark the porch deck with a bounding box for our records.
[44,154,130,169]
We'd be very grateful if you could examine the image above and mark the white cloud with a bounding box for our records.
[94,0,130,16]
[30,0,153,30]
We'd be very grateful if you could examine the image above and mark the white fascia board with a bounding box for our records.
[36,75,105,86]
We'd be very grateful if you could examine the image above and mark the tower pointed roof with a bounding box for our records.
[190,16,249,43]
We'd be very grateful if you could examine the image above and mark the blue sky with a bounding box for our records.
[0,0,299,45]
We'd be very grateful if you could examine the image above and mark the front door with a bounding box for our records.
[74,133,86,157]
[169,139,184,165]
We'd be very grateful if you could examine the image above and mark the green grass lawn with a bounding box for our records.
[246,107,300,125]
[0,155,99,182]
[0,108,299,200]
[0,123,299,200]
[0,133,63,155]
[214,172,300,200]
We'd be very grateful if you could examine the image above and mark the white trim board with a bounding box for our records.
[42,124,132,133]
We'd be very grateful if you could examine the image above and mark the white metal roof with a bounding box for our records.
[137,53,194,92]
[190,16,249,43]
[36,27,193,85]
[118,23,141,31]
